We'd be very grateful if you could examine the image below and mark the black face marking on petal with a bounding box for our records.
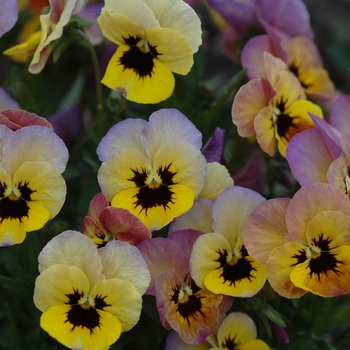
[170,280,206,326]
[308,233,344,281]
[128,164,178,215]
[291,248,308,266]
[119,36,160,79]
[65,304,101,334]
[274,98,298,141]
[289,63,311,89]
[65,289,85,305]
[221,335,238,350]
[0,182,7,197]
[94,295,111,310]
[215,247,257,287]
[0,182,35,223]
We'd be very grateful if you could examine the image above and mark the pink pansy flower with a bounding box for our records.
[83,192,151,247]
[232,52,323,157]
[138,230,232,344]
[208,0,313,60]
[0,108,53,130]
[245,183,350,298]
[241,31,338,105]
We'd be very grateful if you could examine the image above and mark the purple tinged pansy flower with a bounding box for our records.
[138,230,231,344]
[97,109,207,231]
[0,125,68,246]
[330,94,350,135]
[245,183,350,298]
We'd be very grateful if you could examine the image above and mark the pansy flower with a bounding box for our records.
[3,0,87,73]
[138,230,232,344]
[165,312,270,350]
[83,192,151,247]
[97,0,202,103]
[34,230,151,350]
[245,183,350,298]
[241,32,338,105]
[0,125,68,246]
[232,52,323,157]
[97,109,207,231]
[176,186,267,298]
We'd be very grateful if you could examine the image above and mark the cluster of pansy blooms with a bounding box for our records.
[1,0,350,349]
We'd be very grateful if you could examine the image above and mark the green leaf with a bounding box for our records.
[262,304,287,327]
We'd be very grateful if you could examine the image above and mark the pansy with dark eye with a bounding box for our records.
[245,183,350,298]
[97,109,207,231]
[232,52,323,157]
[189,186,267,297]
[0,125,68,246]
[138,230,232,344]
[34,231,151,350]
[97,0,202,104]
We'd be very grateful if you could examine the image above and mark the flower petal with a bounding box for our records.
[98,240,151,295]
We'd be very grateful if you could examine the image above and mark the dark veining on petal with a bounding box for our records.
[65,304,101,334]
[215,247,257,287]
[0,181,35,223]
[291,248,308,266]
[119,36,160,79]
[221,335,238,350]
[308,233,344,281]
[128,164,178,215]
[274,98,299,141]
[170,279,206,326]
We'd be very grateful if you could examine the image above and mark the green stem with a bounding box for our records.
[76,29,104,139]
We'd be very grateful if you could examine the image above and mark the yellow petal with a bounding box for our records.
[40,304,122,350]
[34,265,90,312]
[290,246,350,297]
[101,44,175,104]
[90,278,142,332]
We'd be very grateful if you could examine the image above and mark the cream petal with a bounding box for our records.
[169,198,214,234]
[98,240,151,295]
[141,109,202,162]
[212,186,265,248]
[97,118,147,161]
[1,125,68,176]
[38,230,105,286]
[143,0,202,53]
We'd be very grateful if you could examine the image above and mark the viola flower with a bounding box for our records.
[232,52,323,157]
[165,312,270,350]
[83,192,151,247]
[34,230,150,350]
[97,0,202,104]
[97,109,207,231]
[329,94,350,135]
[0,125,68,246]
[186,186,267,297]
[207,0,312,61]
[3,0,87,73]
[245,183,350,298]
[241,32,338,105]
[138,230,231,344]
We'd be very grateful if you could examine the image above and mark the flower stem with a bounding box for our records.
[76,29,104,139]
